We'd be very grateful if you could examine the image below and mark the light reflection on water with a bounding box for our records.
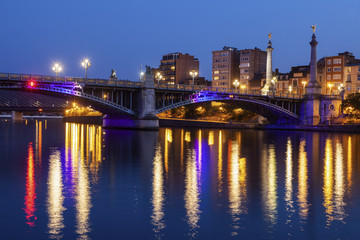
[8,121,360,239]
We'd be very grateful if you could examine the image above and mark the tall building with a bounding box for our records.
[344,63,360,94]
[324,52,360,94]
[239,48,267,88]
[158,52,199,84]
[212,46,240,88]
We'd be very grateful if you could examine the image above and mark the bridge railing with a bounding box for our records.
[1,72,305,99]
[0,72,143,88]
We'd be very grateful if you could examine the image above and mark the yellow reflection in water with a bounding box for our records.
[164,129,172,174]
[185,149,201,236]
[47,150,65,239]
[185,131,191,142]
[323,138,334,224]
[298,140,309,220]
[285,138,294,220]
[228,140,247,236]
[263,145,278,225]
[334,142,345,221]
[208,131,214,146]
[35,121,42,163]
[218,131,223,193]
[197,130,202,177]
[64,123,104,239]
[347,137,352,191]
[151,144,165,234]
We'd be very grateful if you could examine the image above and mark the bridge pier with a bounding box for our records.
[11,111,23,121]
[102,67,159,130]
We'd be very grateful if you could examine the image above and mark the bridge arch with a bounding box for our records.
[0,86,135,116]
[156,91,301,124]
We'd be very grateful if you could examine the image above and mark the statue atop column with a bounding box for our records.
[109,69,118,80]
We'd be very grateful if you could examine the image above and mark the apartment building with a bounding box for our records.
[158,52,199,84]
[212,46,240,88]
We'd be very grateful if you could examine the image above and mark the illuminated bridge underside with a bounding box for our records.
[156,92,301,123]
[0,87,135,115]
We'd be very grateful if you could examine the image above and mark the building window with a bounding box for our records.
[333,74,341,80]
[347,75,351,82]
[214,76,219,80]
[333,59,342,64]
[327,59,332,65]
[213,71,219,74]
[219,70,229,74]
[241,57,249,61]
[358,75,360,81]
[240,63,250,67]
[333,67,341,72]
[327,75,331,80]
[358,67,360,72]
[327,67,332,72]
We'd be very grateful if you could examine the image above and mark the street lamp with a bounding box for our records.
[52,63,62,77]
[302,81,307,95]
[271,76,277,94]
[156,72,162,84]
[140,71,144,82]
[233,79,240,90]
[190,70,198,89]
[81,59,91,81]
[328,83,333,95]
[289,85,292,94]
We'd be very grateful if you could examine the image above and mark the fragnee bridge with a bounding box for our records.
[0,71,341,129]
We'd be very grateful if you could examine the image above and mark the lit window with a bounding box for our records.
[214,76,219,80]
[213,71,219,74]
[333,74,341,80]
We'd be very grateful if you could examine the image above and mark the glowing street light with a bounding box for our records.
[271,76,277,94]
[139,71,144,82]
[81,59,91,81]
[190,69,198,89]
[302,81,307,95]
[52,63,62,77]
[327,83,333,95]
[289,85,292,94]
[233,79,240,89]
[156,72,162,84]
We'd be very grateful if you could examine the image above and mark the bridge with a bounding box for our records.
[0,70,341,129]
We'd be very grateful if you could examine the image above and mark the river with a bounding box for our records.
[0,119,359,239]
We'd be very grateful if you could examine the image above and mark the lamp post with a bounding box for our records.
[240,85,246,93]
[156,72,162,84]
[190,69,198,89]
[81,59,91,81]
[302,81,307,95]
[271,76,277,94]
[233,79,240,90]
[139,71,144,82]
[52,63,62,78]
[328,83,333,95]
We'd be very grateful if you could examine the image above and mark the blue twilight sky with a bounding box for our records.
[1,0,359,81]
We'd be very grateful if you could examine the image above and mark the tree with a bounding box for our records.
[342,93,360,118]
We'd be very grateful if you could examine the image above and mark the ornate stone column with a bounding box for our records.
[262,34,274,95]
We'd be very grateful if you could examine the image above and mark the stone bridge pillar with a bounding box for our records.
[102,68,159,130]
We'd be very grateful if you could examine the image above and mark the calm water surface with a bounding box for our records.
[1,120,360,239]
